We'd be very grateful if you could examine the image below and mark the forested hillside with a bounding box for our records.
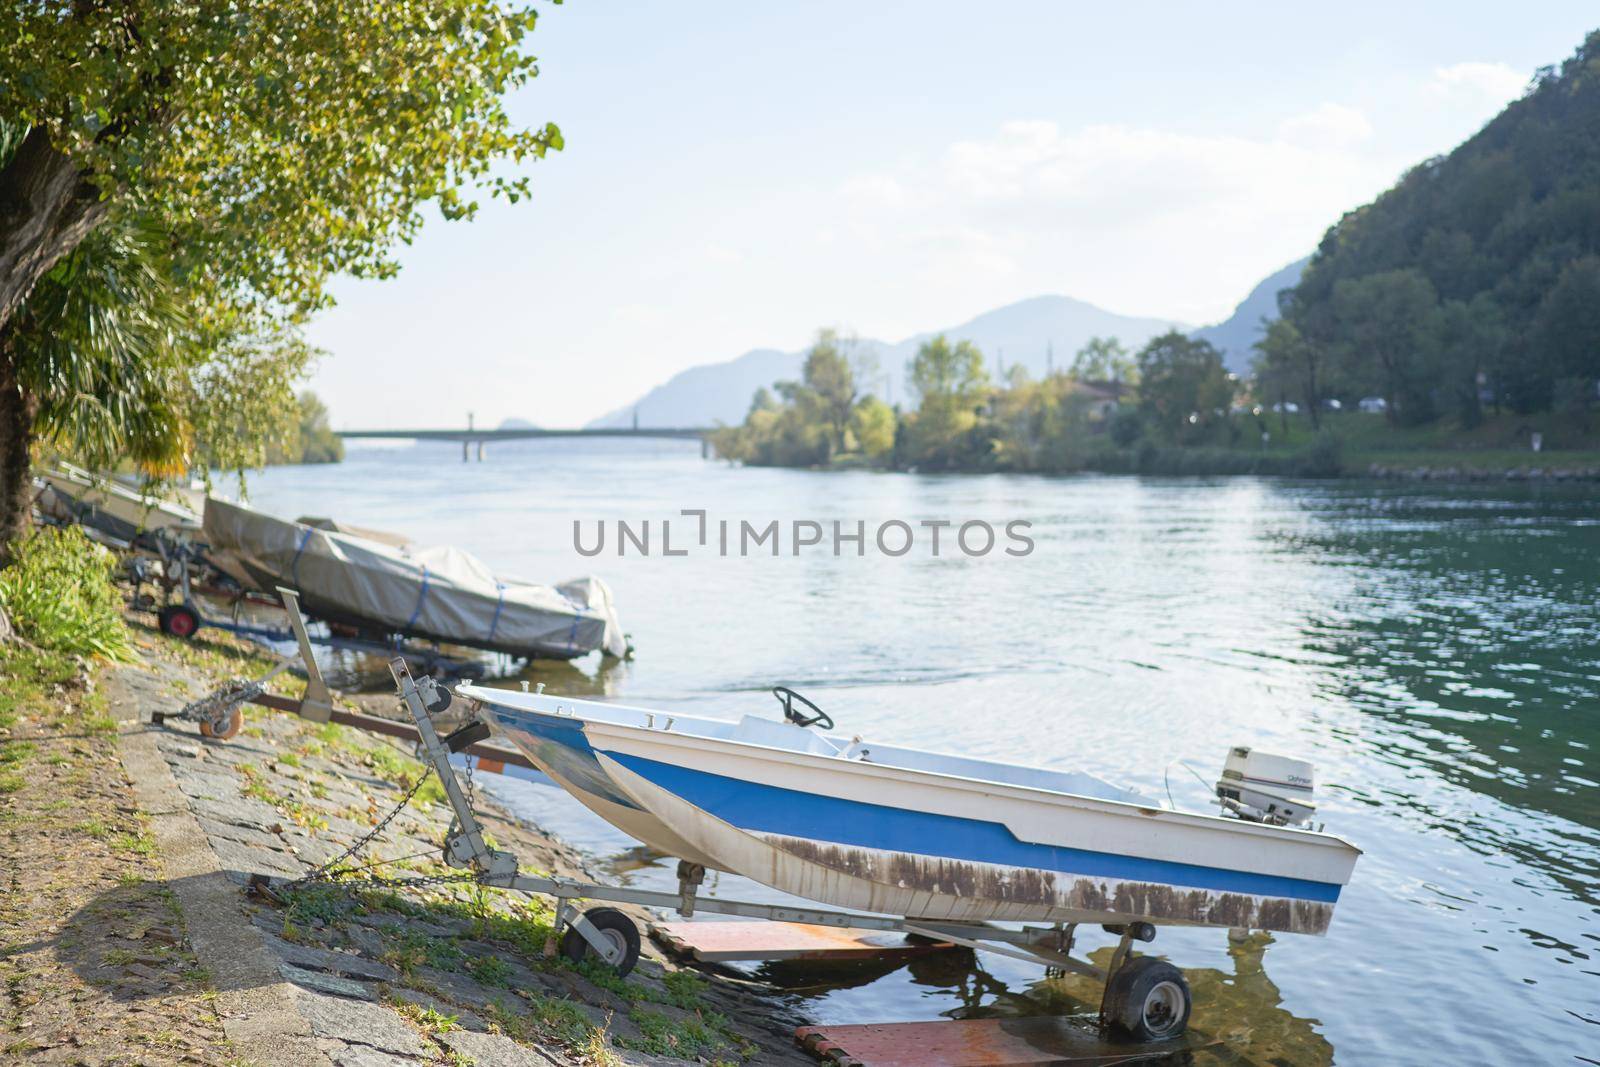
[1267,30,1600,426]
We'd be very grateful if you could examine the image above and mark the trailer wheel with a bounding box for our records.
[199,705,244,740]
[158,604,201,639]
[1105,956,1190,1042]
[559,907,640,976]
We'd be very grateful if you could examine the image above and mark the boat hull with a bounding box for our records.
[597,748,1339,933]
[473,695,1358,935]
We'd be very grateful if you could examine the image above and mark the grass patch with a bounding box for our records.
[392,999,460,1035]
[620,1005,746,1062]
[110,830,156,855]
[382,930,466,976]
[0,740,36,767]
[485,994,599,1050]
[465,953,513,987]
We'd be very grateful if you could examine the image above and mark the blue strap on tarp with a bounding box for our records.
[406,565,430,630]
[290,527,314,587]
[487,581,506,642]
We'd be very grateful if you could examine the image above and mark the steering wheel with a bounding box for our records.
[772,686,834,731]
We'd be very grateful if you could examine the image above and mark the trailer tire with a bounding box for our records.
[158,604,201,639]
[199,705,244,740]
[1105,956,1190,1042]
[559,908,640,977]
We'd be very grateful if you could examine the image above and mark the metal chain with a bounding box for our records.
[180,677,264,723]
[285,765,479,893]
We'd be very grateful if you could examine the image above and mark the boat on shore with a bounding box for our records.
[34,464,202,547]
[458,684,1360,934]
[202,498,628,661]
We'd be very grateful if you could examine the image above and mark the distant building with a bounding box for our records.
[1069,380,1122,419]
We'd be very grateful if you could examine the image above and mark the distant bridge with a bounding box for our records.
[334,425,718,460]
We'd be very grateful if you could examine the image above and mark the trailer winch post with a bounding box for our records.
[387,657,517,883]
[277,587,333,722]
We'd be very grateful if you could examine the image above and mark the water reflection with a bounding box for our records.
[750,932,1326,1064]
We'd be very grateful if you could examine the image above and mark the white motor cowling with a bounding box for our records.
[1216,746,1316,827]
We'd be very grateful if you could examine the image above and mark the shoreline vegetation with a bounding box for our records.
[711,34,1600,485]
[709,330,1600,482]
[264,389,344,466]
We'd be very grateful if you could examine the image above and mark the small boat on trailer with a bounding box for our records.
[425,679,1359,1042]
[200,499,628,662]
[34,463,202,549]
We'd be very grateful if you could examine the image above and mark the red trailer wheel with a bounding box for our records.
[158,604,201,639]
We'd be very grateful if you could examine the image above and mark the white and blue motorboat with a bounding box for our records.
[458,684,1360,936]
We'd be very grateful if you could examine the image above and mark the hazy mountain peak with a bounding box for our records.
[587,295,1184,428]
[1191,258,1309,373]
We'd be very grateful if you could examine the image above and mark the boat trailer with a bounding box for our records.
[172,596,1195,1045]
[134,546,492,682]
[383,657,1192,1043]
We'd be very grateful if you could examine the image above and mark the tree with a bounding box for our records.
[1328,270,1441,423]
[851,396,896,459]
[266,391,345,465]
[0,3,560,551]
[0,214,315,557]
[909,335,988,409]
[1070,336,1138,401]
[1253,318,1321,429]
[800,330,857,459]
[0,4,559,328]
[1530,256,1600,410]
[905,335,990,467]
[1136,332,1232,442]
[1437,295,1505,426]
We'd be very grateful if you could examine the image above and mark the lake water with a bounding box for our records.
[245,439,1599,1065]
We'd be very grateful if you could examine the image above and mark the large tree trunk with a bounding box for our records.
[0,351,38,566]
[0,127,108,335]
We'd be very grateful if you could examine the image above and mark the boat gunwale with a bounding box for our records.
[465,689,1363,861]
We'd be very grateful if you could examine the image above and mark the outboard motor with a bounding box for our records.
[1216,746,1316,827]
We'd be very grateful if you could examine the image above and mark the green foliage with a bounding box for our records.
[266,391,345,466]
[0,526,130,660]
[620,1005,743,1062]
[0,0,562,318]
[850,396,896,459]
[902,335,991,469]
[1136,331,1234,443]
[712,331,866,467]
[1282,30,1600,419]
[1252,317,1321,429]
[4,211,311,478]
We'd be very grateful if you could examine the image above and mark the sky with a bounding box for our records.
[306,3,1600,429]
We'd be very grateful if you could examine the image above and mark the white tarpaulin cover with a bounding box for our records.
[202,498,626,659]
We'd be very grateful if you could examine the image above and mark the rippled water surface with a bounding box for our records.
[246,440,1599,1064]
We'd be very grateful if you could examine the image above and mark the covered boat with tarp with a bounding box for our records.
[201,498,627,661]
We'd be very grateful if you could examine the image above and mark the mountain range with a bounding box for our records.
[586,259,1307,429]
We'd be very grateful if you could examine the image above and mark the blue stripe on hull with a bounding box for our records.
[489,710,641,810]
[604,751,1342,904]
